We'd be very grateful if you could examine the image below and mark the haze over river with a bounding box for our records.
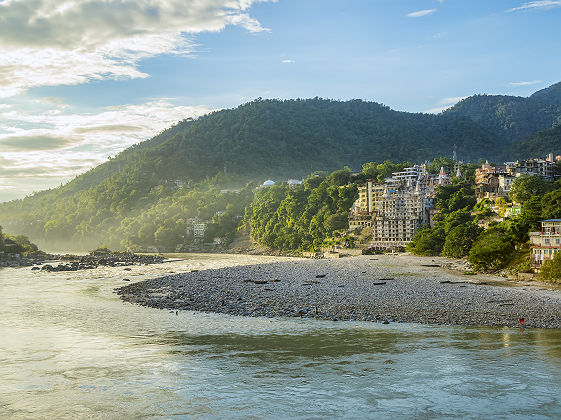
[2,254,561,418]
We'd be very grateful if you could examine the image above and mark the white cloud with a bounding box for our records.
[0,99,215,200]
[439,96,468,105]
[507,1,561,12]
[509,80,542,86]
[281,59,295,64]
[0,0,275,97]
[407,9,437,18]
[425,96,468,114]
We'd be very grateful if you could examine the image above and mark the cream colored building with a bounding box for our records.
[530,219,561,269]
[349,165,442,249]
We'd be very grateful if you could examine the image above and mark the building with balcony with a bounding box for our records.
[530,219,561,269]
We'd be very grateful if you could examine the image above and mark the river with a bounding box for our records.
[1,254,561,418]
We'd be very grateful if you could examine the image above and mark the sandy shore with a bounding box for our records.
[116,254,561,328]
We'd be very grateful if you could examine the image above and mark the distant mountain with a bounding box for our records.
[132,98,503,180]
[445,82,561,143]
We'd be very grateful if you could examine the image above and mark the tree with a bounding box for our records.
[539,252,561,283]
[509,174,554,203]
[467,229,515,271]
[326,169,351,186]
[541,189,561,220]
[442,223,482,258]
[406,226,445,256]
[506,195,543,243]
[495,197,507,217]
[323,213,348,231]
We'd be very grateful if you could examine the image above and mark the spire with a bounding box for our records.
[438,167,446,185]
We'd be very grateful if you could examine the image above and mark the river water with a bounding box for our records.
[2,254,561,419]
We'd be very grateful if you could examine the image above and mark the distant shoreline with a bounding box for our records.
[116,254,561,329]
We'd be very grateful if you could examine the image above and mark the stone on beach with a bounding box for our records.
[115,254,561,329]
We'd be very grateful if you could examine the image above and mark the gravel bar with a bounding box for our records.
[116,255,561,329]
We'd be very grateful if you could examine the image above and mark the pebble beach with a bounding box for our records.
[116,254,561,329]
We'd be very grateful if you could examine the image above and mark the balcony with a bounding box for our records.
[529,232,561,248]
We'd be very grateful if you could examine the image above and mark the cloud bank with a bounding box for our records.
[0,0,275,97]
[0,99,214,200]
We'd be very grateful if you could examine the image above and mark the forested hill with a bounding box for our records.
[1,93,560,250]
[134,98,503,179]
[5,98,504,205]
[509,125,561,159]
[444,82,561,143]
[0,97,504,249]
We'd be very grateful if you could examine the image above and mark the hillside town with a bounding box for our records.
[348,153,561,273]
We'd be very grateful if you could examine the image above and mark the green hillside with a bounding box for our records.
[509,125,561,159]
[2,92,561,251]
[445,82,561,143]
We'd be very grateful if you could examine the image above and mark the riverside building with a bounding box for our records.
[349,165,447,250]
[530,219,561,270]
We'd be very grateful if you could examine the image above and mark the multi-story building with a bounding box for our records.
[474,163,513,202]
[474,154,561,202]
[369,184,435,249]
[511,157,556,181]
[349,164,443,249]
[530,219,561,269]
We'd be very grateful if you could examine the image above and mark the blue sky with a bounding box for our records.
[1,0,561,201]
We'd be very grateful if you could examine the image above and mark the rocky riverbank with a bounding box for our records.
[0,253,57,268]
[1,251,166,271]
[116,254,561,329]
[38,252,166,272]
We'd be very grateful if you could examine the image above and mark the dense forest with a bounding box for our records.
[446,81,561,143]
[2,82,561,251]
[509,125,561,159]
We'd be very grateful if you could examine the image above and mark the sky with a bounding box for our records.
[1,0,561,202]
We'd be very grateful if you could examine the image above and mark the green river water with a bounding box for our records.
[1,254,561,419]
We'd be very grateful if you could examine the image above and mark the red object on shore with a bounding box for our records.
[519,318,525,326]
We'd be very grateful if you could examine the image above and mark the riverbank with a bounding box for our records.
[117,254,561,329]
[1,251,166,270]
